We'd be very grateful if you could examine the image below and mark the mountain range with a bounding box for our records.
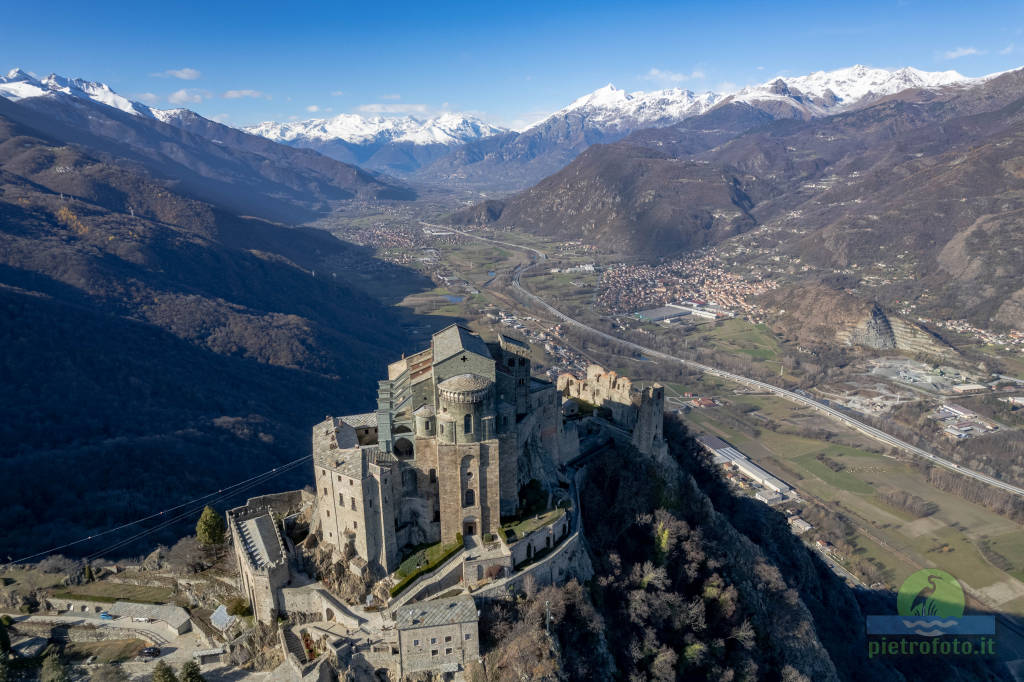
[453,65,1024,331]
[0,66,430,558]
[245,64,975,190]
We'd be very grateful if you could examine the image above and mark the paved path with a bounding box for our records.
[437,223,1024,499]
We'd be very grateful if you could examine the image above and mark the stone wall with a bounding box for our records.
[474,527,592,599]
[558,365,637,428]
[508,514,571,568]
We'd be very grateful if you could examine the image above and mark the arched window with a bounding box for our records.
[464,489,475,507]
[429,469,437,484]
[463,413,472,434]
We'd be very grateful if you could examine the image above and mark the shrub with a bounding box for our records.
[226,596,252,617]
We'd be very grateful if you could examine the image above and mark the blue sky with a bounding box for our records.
[2,0,1022,129]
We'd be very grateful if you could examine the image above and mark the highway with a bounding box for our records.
[440,223,1024,499]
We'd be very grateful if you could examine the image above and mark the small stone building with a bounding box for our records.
[227,502,291,622]
[395,595,479,676]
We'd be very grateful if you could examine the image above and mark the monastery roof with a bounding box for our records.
[238,513,284,569]
[432,324,492,364]
[413,404,435,417]
[438,373,493,392]
[340,413,377,429]
[529,377,553,393]
[315,444,395,479]
[499,334,529,351]
[396,595,477,630]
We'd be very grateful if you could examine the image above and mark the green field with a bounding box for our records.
[697,319,782,363]
[53,580,174,604]
[66,639,145,663]
[678,390,1024,612]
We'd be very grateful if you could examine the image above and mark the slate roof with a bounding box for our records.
[438,373,493,392]
[340,413,377,429]
[499,334,529,351]
[396,595,477,630]
[211,605,236,631]
[432,324,492,364]
[240,514,284,568]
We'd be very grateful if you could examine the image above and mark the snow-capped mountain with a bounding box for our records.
[248,112,507,147]
[537,83,722,132]
[0,68,167,118]
[726,64,971,118]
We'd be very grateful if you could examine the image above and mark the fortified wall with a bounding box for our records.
[557,364,667,457]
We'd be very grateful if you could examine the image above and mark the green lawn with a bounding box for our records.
[53,581,173,604]
[396,540,462,581]
[501,508,566,542]
[65,639,145,663]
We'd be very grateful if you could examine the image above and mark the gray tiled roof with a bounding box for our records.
[396,595,477,630]
[340,412,377,429]
[432,324,492,364]
[499,334,528,350]
[240,514,284,568]
[438,373,492,392]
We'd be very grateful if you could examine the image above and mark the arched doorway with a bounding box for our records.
[325,607,334,622]
[394,437,413,459]
[462,518,476,537]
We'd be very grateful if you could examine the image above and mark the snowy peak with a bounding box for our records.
[541,83,722,132]
[0,67,180,121]
[731,64,972,114]
[246,112,508,146]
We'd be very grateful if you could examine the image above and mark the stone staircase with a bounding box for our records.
[282,627,307,662]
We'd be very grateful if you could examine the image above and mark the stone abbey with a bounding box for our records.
[313,324,572,574]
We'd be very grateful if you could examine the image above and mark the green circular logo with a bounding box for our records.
[897,569,964,618]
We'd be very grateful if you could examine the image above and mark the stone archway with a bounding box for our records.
[325,607,334,622]
[394,437,414,459]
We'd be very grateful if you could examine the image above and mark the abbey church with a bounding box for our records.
[312,324,570,574]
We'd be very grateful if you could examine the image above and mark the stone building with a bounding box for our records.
[228,503,291,623]
[313,324,568,574]
[557,364,667,457]
[395,595,479,676]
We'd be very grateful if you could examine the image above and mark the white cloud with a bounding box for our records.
[641,67,705,84]
[211,113,231,123]
[357,103,428,114]
[716,81,739,94]
[135,92,160,105]
[223,89,269,99]
[331,90,344,96]
[756,65,765,71]
[153,67,202,80]
[1000,44,1015,55]
[943,46,984,59]
[306,105,320,112]
[168,88,209,105]
[380,93,401,100]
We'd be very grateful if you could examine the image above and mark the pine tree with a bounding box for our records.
[84,562,95,582]
[0,620,9,654]
[40,651,69,682]
[152,660,179,682]
[179,659,205,682]
[196,506,226,547]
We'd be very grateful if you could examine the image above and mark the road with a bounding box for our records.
[439,223,1024,499]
